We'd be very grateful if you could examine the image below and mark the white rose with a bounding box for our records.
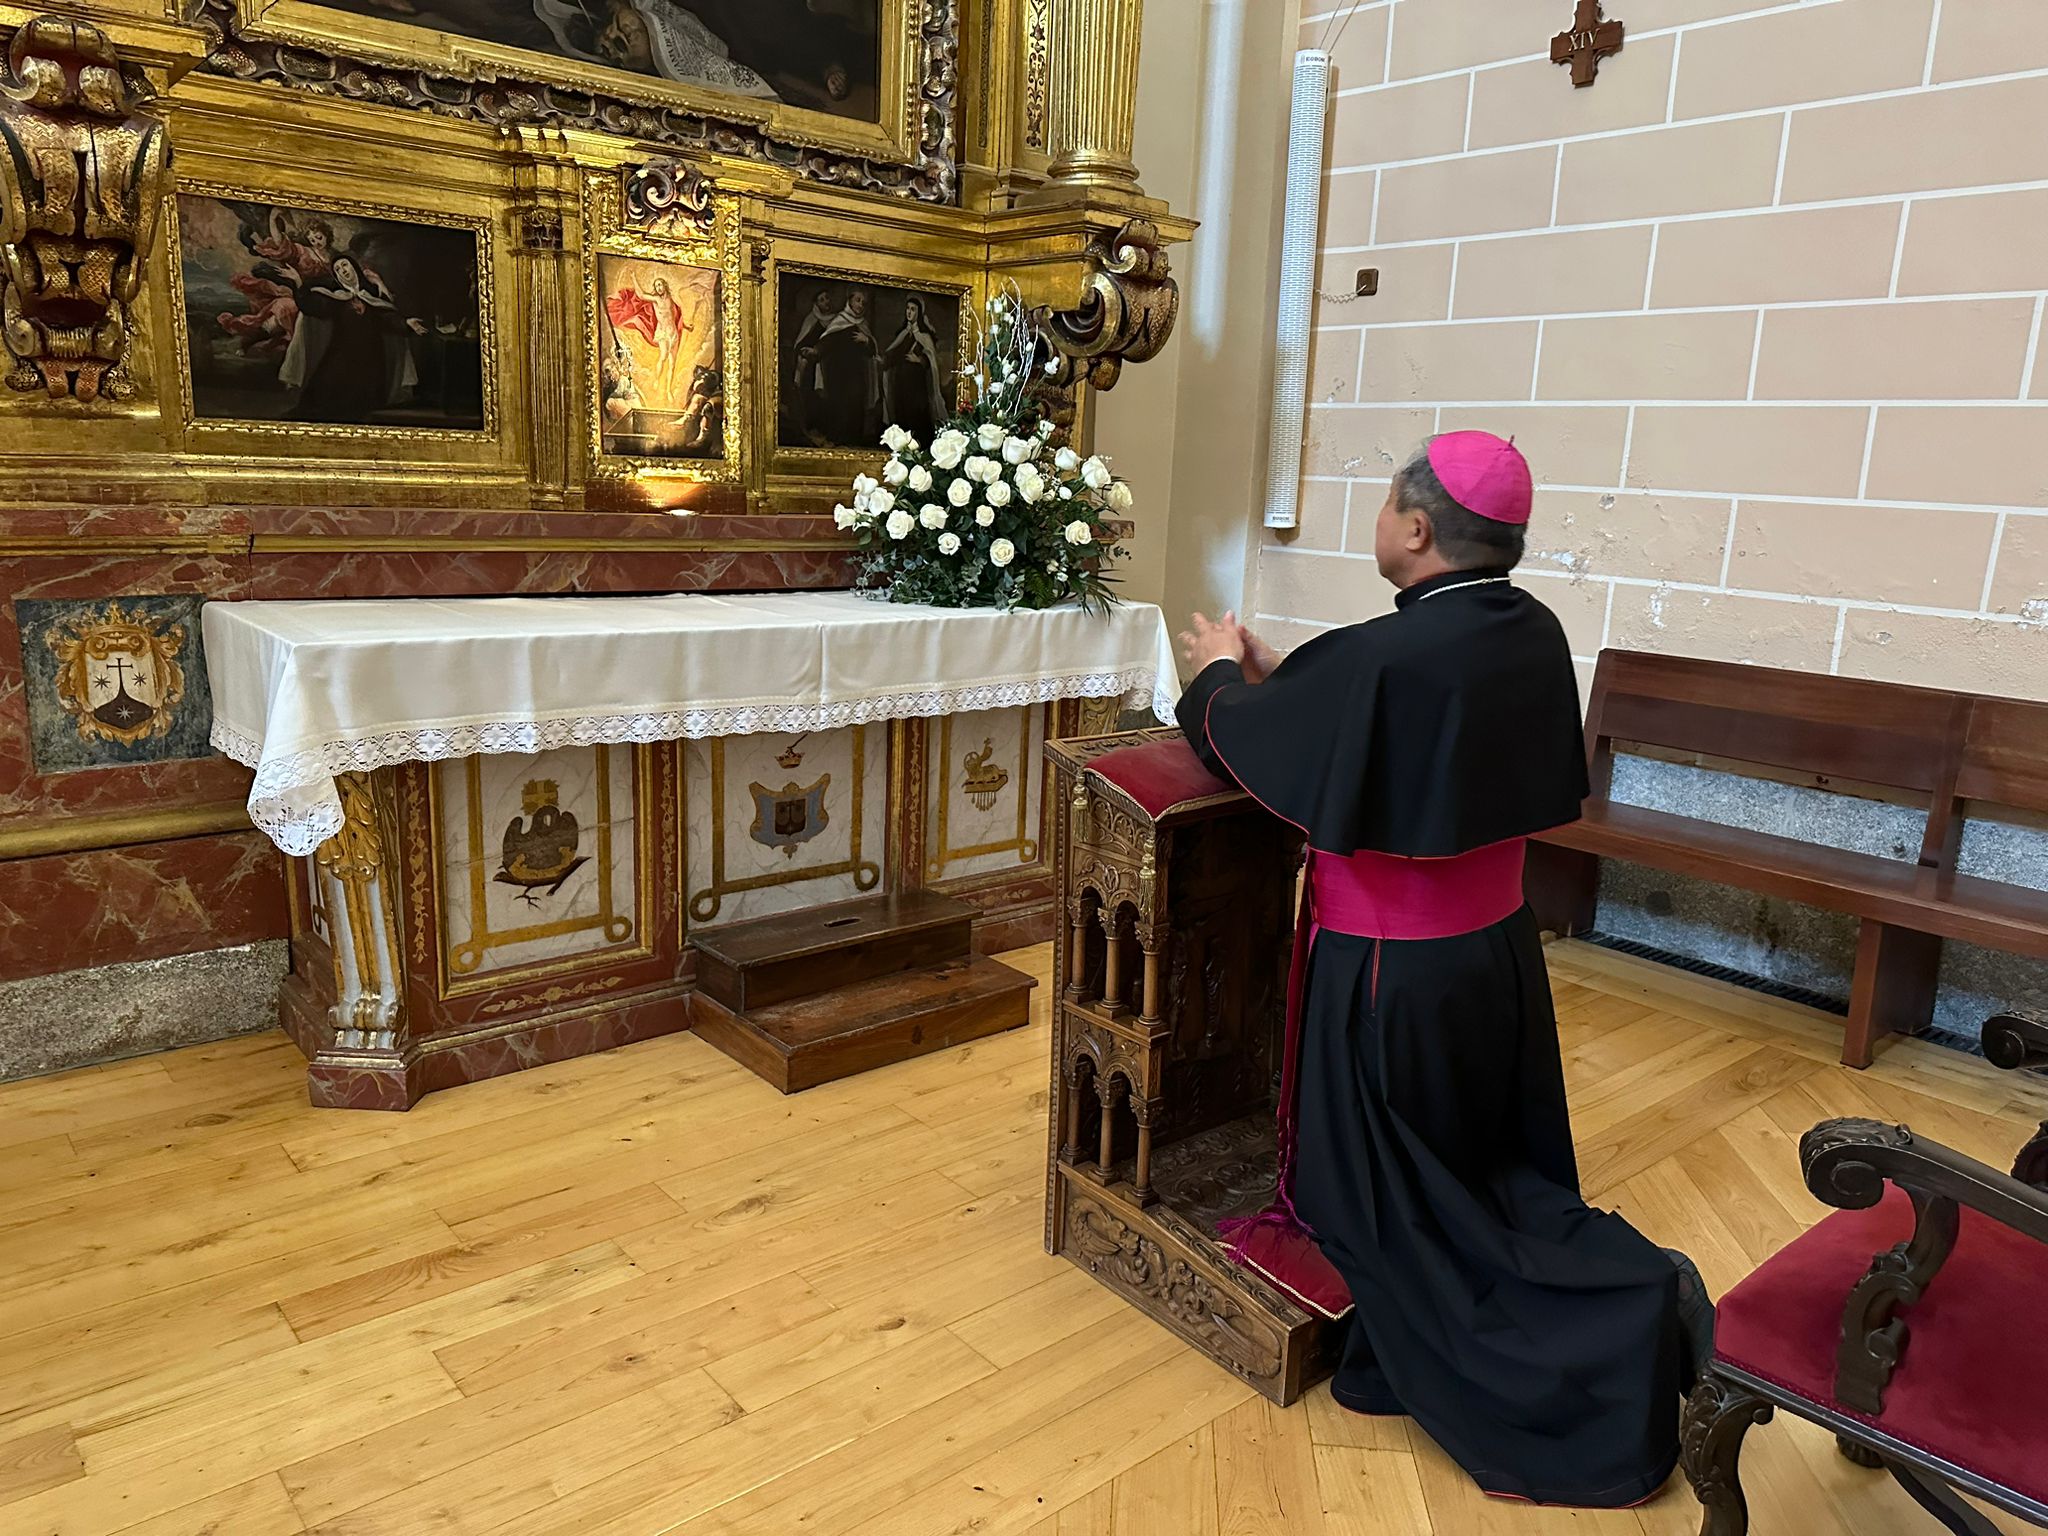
[908,464,933,493]
[947,478,973,508]
[1046,560,1062,575]
[989,537,1016,568]
[1001,435,1033,465]
[938,531,962,555]
[853,472,879,497]
[1064,519,1093,546]
[1013,463,1045,504]
[976,422,1006,451]
[832,503,858,530]
[1081,455,1112,490]
[1055,447,1081,473]
[882,424,915,454]
[866,488,897,516]
[1058,485,1074,499]
[986,480,1012,508]
[975,505,996,527]
[883,458,910,487]
[885,509,915,540]
[1035,418,1055,439]
[1106,479,1134,513]
[964,454,998,484]
[919,503,949,530]
[931,430,969,470]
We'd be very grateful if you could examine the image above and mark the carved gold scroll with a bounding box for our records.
[0,16,170,402]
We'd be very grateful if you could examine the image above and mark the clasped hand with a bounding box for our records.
[1178,610,1281,684]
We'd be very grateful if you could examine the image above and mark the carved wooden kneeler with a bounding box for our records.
[1043,728,1338,1404]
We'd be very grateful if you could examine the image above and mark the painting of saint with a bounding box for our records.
[597,253,724,460]
[308,0,883,123]
[178,195,485,430]
[778,274,958,451]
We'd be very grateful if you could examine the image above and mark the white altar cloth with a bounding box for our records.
[205,590,1181,856]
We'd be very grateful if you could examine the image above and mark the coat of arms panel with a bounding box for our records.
[16,596,215,773]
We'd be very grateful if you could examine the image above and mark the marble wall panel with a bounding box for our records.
[0,832,289,981]
[433,744,645,989]
[923,705,1048,886]
[683,724,886,929]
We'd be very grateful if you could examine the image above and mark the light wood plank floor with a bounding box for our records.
[2,940,2042,1536]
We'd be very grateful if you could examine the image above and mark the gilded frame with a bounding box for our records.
[163,178,501,446]
[582,169,745,488]
[222,0,931,180]
[762,252,976,487]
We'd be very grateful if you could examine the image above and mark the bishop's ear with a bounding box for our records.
[1405,508,1437,555]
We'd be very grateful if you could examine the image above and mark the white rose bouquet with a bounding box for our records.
[834,285,1132,612]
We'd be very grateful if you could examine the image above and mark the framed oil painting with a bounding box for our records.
[772,265,967,464]
[171,188,492,436]
[223,0,942,193]
[584,171,743,485]
[597,253,724,460]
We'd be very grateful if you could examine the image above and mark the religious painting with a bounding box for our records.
[683,727,884,928]
[775,269,963,453]
[16,596,216,773]
[301,0,884,122]
[596,253,724,460]
[172,192,488,432]
[431,744,651,991]
[923,705,1048,885]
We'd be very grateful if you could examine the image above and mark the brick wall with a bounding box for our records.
[1262,0,2048,700]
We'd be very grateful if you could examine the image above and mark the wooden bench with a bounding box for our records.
[1525,651,2048,1068]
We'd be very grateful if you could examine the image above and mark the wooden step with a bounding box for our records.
[689,954,1036,1094]
[689,890,976,1014]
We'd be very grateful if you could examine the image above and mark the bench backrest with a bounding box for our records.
[1583,650,2048,870]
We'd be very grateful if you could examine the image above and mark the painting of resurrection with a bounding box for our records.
[178,195,485,430]
[598,253,725,460]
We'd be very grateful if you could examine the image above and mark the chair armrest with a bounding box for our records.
[1801,1117,2048,1415]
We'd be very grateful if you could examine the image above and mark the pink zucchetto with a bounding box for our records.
[1427,430,1533,526]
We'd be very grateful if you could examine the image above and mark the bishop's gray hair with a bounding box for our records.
[1395,440,1527,570]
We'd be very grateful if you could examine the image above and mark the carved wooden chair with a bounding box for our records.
[1681,1012,2048,1534]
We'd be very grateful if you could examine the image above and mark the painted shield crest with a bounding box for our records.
[44,599,188,746]
[749,773,831,857]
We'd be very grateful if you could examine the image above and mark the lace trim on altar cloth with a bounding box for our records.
[214,668,1180,857]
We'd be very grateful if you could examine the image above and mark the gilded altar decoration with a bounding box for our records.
[1035,218,1179,395]
[585,168,742,486]
[172,191,488,432]
[0,16,172,403]
[622,159,716,237]
[776,734,809,769]
[750,774,831,856]
[498,779,588,904]
[961,738,1009,811]
[17,596,214,771]
[188,0,954,202]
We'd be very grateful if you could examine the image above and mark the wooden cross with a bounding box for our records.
[1552,0,1624,88]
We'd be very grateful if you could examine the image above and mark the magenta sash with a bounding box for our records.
[1217,840,1528,1316]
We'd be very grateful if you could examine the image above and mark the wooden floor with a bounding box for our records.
[2,941,2042,1536]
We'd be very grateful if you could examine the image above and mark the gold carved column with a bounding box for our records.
[308,769,417,1108]
[510,129,583,507]
[1042,0,1145,192]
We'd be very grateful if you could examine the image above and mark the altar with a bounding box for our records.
[204,590,1178,1108]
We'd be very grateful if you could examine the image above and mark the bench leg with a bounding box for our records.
[1526,843,1599,937]
[1680,1372,1773,1536]
[1844,921,1941,1069]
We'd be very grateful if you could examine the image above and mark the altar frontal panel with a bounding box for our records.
[432,743,651,992]
[683,725,887,929]
[924,704,1048,885]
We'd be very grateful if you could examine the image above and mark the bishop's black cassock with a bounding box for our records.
[1179,567,1684,1509]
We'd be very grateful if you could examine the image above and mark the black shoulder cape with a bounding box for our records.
[1177,569,1589,857]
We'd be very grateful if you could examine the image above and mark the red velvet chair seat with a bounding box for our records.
[1716,1185,2048,1506]
[1087,737,1236,820]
